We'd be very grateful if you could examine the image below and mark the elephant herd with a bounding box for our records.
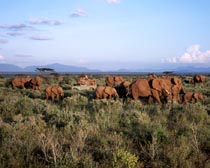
[96,74,206,104]
[10,76,42,90]
[9,76,64,102]
[8,74,206,104]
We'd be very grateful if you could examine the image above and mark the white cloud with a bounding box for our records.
[0,24,33,31]
[28,18,62,25]
[71,8,87,17]
[0,54,5,61]
[106,0,120,4]
[164,45,210,64]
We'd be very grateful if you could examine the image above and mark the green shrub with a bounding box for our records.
[112,149,139,168]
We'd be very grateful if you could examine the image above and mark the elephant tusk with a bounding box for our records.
[165,89,170,94]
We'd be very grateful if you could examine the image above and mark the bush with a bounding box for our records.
[112,149,139,168]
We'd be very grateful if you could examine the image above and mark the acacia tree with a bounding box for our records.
[35,68,55,72]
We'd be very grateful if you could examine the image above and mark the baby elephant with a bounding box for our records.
[95,85,118,99]
[45,85,64,102]
[183,92,204,104]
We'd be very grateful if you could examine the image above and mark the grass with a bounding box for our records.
[0,74,210,167]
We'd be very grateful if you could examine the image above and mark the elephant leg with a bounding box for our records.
[51,94,55,102]
[57,94,60,101]
[183,96,190,104]
[21,83,25,89]
[148,96,154,104]
[174,95,181,103]
[132,94,139,100]
[192,98,196,103]
[151,90,161,104]
[46,94,49,102]
[166,95,172,103]
[95,93,99,99]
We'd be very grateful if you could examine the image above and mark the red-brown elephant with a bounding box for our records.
[170,77,184,103]
[148,73,158,79]
[77,76,96,86]
[45,85,64,102]
[95,85,118,99]
[149,78,172,103]
[11,76,31,89]
[115,80,131,99]
[30,76,43,90]
[182,92,204,104]
[105,76,124,87]
[191,75,206,85]
[128,79,163,104]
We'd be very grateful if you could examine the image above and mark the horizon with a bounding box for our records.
[1,62,210,74]
[0,0,210,70]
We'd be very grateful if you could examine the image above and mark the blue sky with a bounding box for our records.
[0,0,210,70]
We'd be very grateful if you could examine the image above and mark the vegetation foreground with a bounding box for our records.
[0,73,210,168]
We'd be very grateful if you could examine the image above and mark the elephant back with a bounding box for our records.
[131,79,151,97]
[31,76,42,85]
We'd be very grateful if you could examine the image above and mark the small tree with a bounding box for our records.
[36,68,55,73]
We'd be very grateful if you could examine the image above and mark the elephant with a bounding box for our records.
[191,75,206,85]
[128,79,162,104]
[30,76,43,90]
[95,85,118,99]
[115,80,131,99]
[105,76,124,87]
[45,85,64,102]
[171,77,182,86]
[171,85,184,103]
[11,76,31,89]
[149,78,172,103]
[148,73,158,79]
[170,77,185,102]
[182,92,204,104]
[86,79,96,85]
[77,76,96,86]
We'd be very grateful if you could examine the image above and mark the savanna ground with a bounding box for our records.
[0,73,210,168]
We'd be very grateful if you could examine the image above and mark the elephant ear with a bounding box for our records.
[31,78,36,84]
[104,86,112,95]
[151,79,162,91]
[172,85,179,94]
[171,77,181,85]
[57,86,64,96]
[51,86,59,95]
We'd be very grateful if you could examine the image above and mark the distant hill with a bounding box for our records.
[0,64,24,72]
[0,63,101,72]
[1,63,210,73]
